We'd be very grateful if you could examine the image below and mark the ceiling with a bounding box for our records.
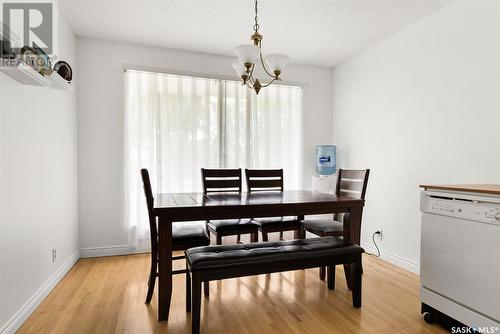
[58,0,452,68]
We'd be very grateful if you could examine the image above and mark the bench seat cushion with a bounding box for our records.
[185,237,363,272]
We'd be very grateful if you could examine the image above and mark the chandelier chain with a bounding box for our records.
[234,0,288,94]
[253,0,259,32]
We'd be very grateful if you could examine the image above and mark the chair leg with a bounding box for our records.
[192,273,202,334]
[261,231,271,276]
[186,268,191,312]
[145,258,157,303]
[206,222,211,244]
[353,256,362,308]
[319,266,326,280]
[250,232,258,243]
[344,263,353,290]
[237,234,241,243]
[294,216,305,239]
[203,281,209,297]
[327,265,335,290]
[279,231,284,240]
[216,233,222,245]
[293,227,304,239]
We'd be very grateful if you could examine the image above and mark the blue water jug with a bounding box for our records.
[316,145,336,175]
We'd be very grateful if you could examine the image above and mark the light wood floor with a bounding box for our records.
[18,237,447,334]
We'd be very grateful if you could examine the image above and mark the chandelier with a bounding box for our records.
[232,0,290,94]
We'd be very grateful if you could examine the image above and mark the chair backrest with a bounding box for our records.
[335,169,370,199]
[245,169,284,193]
[140,168,158,253]
[201,168,242,194]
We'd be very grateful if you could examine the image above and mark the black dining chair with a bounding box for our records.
[245,169,303,241]
[202,168,259,245]
[141,169,210,305]
[301,169,370,280]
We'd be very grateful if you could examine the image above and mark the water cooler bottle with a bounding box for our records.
[312,145,337,194]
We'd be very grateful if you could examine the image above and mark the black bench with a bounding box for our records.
[185,236,364,334]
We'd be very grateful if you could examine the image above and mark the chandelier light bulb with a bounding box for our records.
[232,59,247,76]
[234,44,260,65]
[265,54,290,73]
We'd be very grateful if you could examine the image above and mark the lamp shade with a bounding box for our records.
[265,54,290,72]
[232,59,247,76]
[234,44,260,64]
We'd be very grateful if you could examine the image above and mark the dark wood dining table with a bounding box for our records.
[152,190,365,321]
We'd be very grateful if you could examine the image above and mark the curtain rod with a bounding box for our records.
[122,63,308,88]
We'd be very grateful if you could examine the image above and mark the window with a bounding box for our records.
[125,69,302,242]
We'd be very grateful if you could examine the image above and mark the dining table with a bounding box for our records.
[152,189,365,321]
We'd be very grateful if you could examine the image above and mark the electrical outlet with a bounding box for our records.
[375,229,383,241]
[51,248,57,262]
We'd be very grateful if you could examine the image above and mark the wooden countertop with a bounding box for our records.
[419,184,500,196]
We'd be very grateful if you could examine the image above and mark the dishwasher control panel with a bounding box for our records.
[421,192,500,225]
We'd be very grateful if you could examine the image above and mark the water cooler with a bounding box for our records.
[312,145,337,194]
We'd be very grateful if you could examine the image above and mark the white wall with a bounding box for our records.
[77,38,333,252]
[0,14,79,332]
[331,0,500,271]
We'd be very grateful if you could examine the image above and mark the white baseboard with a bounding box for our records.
[361,242,420,274]
[79,244,150,258]
[0,250,80,334]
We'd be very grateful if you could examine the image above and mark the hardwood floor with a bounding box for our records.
[18,236,447,334]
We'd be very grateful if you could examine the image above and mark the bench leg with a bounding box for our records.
[204,281,209,298]
[327,265,335,290]
[186,268,191,312]
[353,256,362,308]
[192,272,202,334]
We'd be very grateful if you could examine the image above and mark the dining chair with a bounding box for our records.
[201,168,259,245]
[245,169,303,241]
[301,169,370,280]
[141,169,210,305]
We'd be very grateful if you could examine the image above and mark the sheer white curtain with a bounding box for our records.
[248,84,302,189]
[222,81,302,188]
[125,69,302,246]
[125,70,220,245]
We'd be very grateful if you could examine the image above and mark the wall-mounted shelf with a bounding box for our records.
[0,63,73,90]
[0,63,49,86]
[47,71,74,91]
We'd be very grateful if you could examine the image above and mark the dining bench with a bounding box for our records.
[185,236,364,334]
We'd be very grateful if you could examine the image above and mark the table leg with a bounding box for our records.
[342,207,363,290]
[349,207,363,246]
[158,217,173,321]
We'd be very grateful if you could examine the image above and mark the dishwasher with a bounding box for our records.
[420,188,500,329]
